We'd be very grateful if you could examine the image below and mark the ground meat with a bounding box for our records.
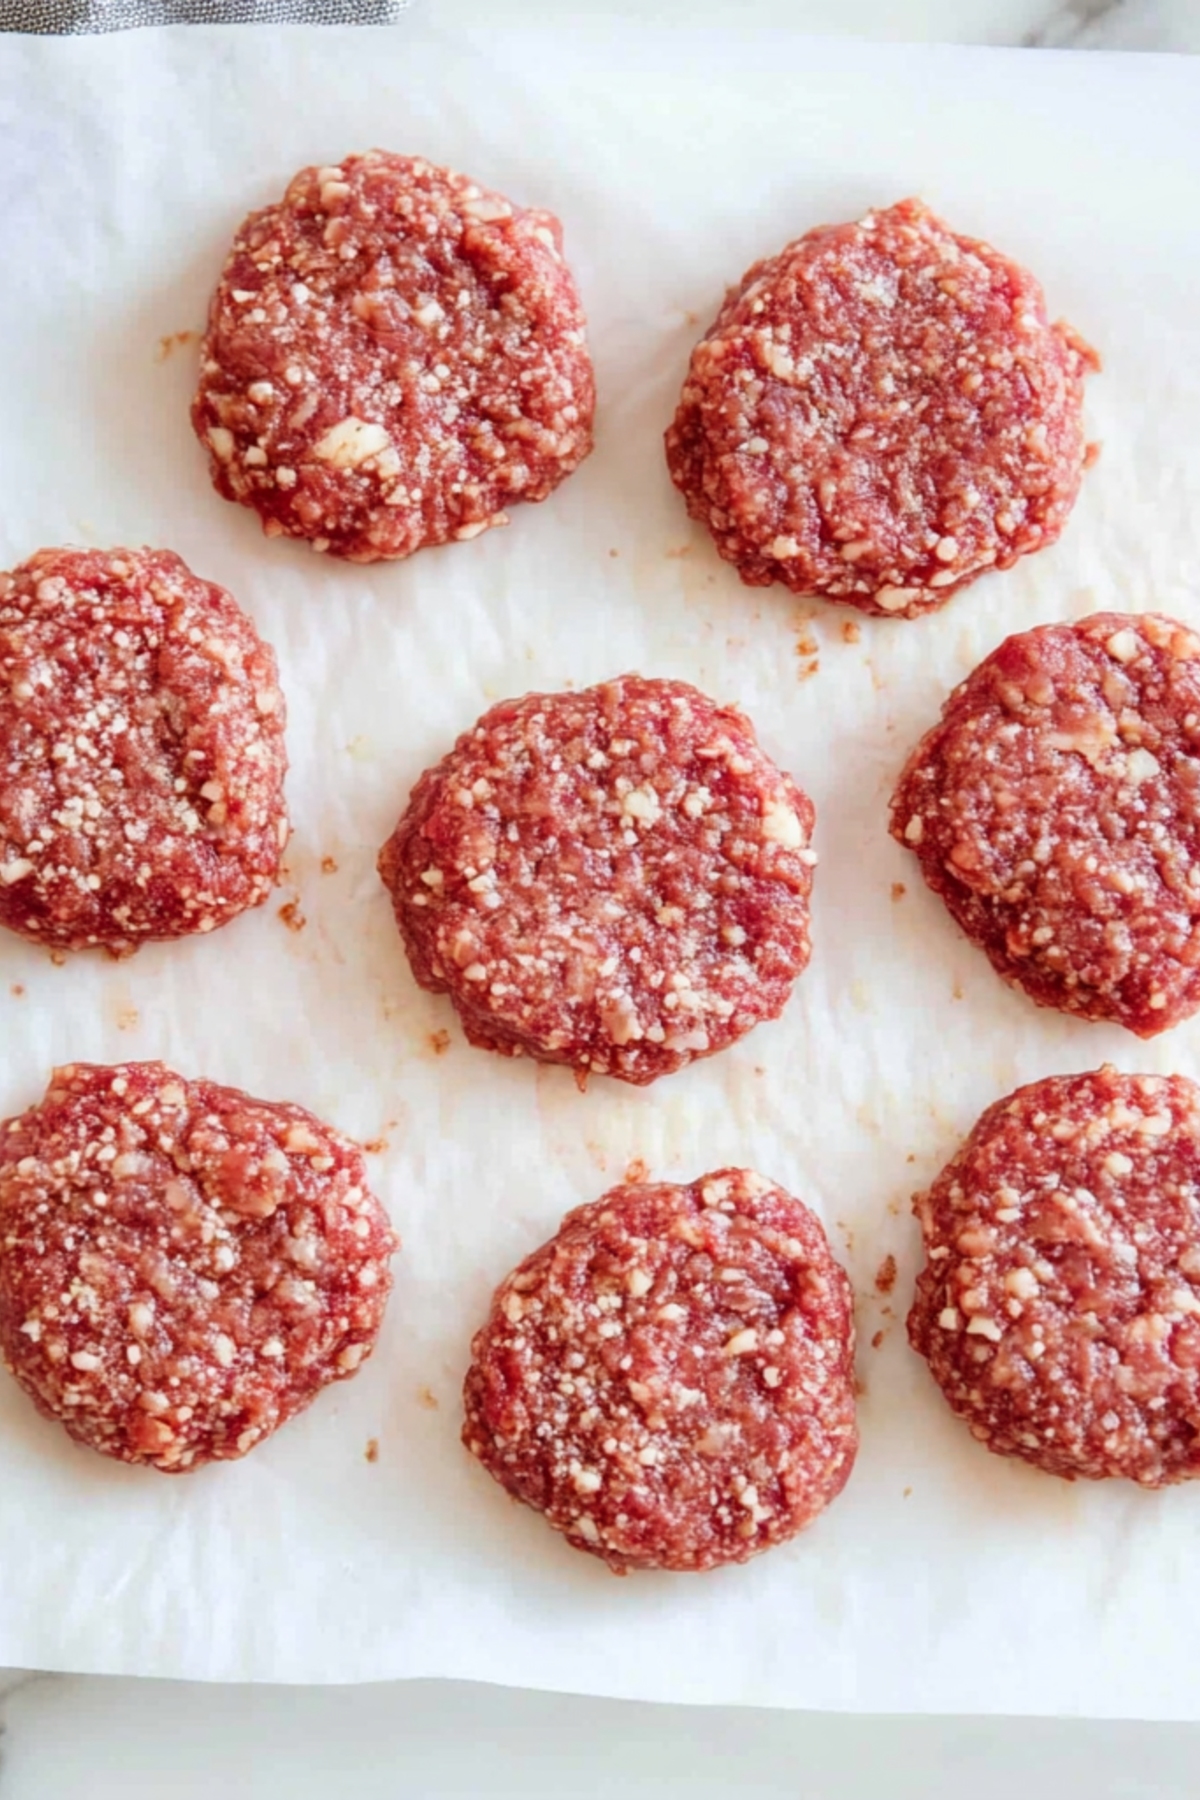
[0,1062,396,1472]
[666,198,1098,619]
[378,675,816,1086]
[0,547,287,954]
[192,150,594,562]
[891,612,1200,1036]
[909,1066,1200,1486]
[463,1169,857,1572]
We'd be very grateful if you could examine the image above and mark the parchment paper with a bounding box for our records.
[1,16,1199,1715]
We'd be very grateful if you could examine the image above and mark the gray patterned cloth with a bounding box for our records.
[3,0,408,30]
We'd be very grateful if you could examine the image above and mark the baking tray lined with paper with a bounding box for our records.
[1,15,1199,1716]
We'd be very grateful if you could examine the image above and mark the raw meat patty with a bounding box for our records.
[463,1169,858,1572]
[909,1066,1200,1485]
[666,198,1098,619]
[378,675,816,1085]
[0,546,287,954]
[192,150,594,562]
[891,611,1200,1037]
[0,1062,397,1472]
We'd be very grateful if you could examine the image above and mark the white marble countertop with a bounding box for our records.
[433,0,1200,50]
[2,0,1198,1792]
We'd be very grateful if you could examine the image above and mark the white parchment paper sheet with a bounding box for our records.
[0,17,1199,1715]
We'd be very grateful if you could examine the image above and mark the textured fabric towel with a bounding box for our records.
[3,0,407,31]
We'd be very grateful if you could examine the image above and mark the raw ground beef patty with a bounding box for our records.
[0,546,287,954]
[0,1062,396,1472]
[192,150,594,562]
[463,1169,858,1572]
[665,198,1098,619]
[378,675,817,1085]
[910,1066,1200,1485]
[891,612,1200,1037]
